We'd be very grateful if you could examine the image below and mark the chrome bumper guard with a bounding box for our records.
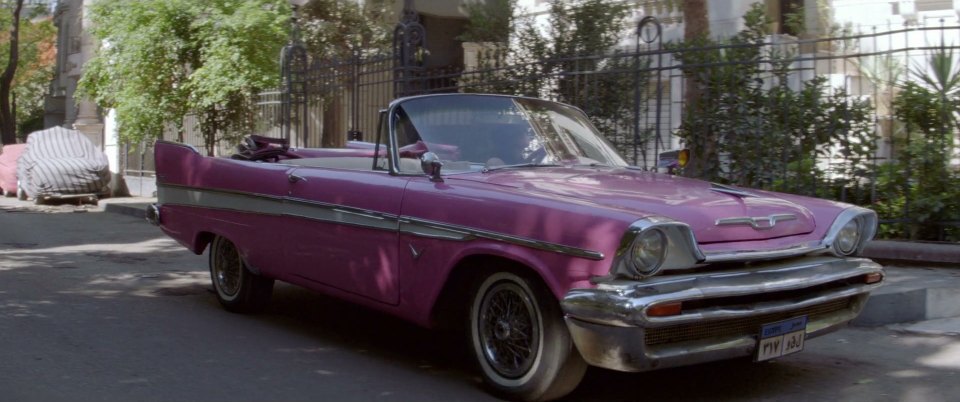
[146,203,161,226]
[561,256,883,372]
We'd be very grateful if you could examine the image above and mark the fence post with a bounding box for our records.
[636,17,663,168]
[393,0,426,98]
[281,4,308,147]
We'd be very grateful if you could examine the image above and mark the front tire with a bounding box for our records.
[209,236,274,313]
[469,271,587,401]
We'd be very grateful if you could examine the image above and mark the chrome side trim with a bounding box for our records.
[159,184,400,231]
[157,184,604,261]
[399,217,605,260]
[398,218,476,241]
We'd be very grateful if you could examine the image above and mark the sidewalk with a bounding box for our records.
[7,195,959,337]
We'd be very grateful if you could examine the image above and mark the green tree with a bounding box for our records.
[461,0,638,156]
[7,5,55,141]
[673,3,875,195]
[78,0,290,155]
[877,47,960,240]
[302,0,394,58]
[297,0,394,147]
[2,0,53,144]
[679,0,711,178]
[458,0,515,43]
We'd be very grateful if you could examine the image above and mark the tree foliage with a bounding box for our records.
[672,3,875,195]
[2,0,54,144]
[875,47,960,240]
[301,0,395,58]
[1,2,55,141]
[78,0,290,155]
[461,0,641,157]
[458,0,515,43]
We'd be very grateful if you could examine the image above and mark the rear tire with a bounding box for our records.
[209,236,274,313]
[469,271,587,401]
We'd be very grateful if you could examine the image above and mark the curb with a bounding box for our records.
[863,240,960,265]
[101,201,150,220]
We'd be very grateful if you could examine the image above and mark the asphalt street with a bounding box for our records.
[1,200,959,401]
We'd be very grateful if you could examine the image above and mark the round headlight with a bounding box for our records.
[835,219,861,255]
[631,229,666,275]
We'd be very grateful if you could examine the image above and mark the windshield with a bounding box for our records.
[392,95,628,173]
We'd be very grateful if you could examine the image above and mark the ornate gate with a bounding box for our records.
[280,2,427,148]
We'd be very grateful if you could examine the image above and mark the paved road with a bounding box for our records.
[1,202,958,401]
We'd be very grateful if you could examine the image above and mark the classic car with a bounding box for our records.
[0,143,26,196]
[150,94,884,401]
[16,127,111,204]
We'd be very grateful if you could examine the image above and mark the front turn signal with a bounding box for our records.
[864,272,883,284]
[647,302,683,317]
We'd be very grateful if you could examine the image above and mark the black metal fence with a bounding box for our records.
[118,13,959,240]
[271,16,960,240]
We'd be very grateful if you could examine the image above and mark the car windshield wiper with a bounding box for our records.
[482,163,561,173]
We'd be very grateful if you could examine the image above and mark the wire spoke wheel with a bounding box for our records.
[469,271,587,401]
[208,236,274,313]
[479,282,540,378]
[212,238,242,299]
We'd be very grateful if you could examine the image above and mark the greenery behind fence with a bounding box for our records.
[446,3,960,241]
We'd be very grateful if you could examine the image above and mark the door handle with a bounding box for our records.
[288,173,307,183]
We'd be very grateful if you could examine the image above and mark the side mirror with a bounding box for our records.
[421,152,444,183]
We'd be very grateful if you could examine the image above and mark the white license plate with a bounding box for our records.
[756,316,807,362]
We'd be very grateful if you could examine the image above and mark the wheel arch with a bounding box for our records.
[193,231,217,255]
[430,252,555,331]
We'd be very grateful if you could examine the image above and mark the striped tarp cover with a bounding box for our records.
[16,127,111,198]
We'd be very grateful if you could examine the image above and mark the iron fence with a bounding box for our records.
[270,16,960,240]
[121,17,960,240]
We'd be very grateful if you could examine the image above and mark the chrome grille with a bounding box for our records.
[645,297,855,346]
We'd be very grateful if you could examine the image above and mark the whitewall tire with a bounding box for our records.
[469,271,587,401]
[209,236,274,313]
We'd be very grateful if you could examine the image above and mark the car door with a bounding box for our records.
[281,166,408,305]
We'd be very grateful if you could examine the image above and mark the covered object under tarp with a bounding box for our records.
[17,127,111,198]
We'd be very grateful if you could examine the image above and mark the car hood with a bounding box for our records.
[452,166,816,243]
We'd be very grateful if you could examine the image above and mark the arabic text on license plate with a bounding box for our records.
[756,316,807,362]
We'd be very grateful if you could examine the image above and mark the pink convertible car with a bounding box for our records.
[150,94,884,401]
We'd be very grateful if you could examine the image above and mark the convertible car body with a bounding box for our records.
[151,94,883,401]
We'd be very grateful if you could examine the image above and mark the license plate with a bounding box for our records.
[756,316,807,362]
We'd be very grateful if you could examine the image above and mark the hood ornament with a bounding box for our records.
[716,214,797,230]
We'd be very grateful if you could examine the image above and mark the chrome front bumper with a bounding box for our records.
[561,256,883,372]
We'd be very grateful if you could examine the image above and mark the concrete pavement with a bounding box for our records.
[6,195,960,337]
